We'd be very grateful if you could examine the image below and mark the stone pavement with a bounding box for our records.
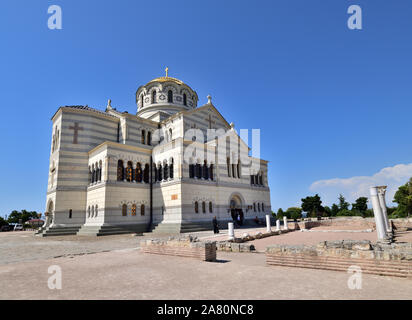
[1,249,411,300]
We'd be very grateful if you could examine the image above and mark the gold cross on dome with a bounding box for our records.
[165,67,169,77]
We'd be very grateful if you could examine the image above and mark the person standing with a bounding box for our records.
[212,216,219,234]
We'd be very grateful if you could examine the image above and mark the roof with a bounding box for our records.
[51,105,118,120]
[146,76,184,85]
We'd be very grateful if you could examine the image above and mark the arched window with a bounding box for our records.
[253,203,256,212]
[189,164,195,178]
[255,174,259,185]
[158,164,163,181]
[169,158,174,179]
[126,161,133,182]
[117,160,124,181]
[141,95,144,109]
[143,164,149,183]
[98,161,102,182]
[202,201,206,214]
[262,203,265,212]
[88,206,91,218]
[91,165,95,183]
[258,203,261,212]
[88,167,92,184]
[232,163,236,178]
[169,128,173,141]
[209,164,214,181]
[203,161,209,180]
[122,204,127,216]
[196,163,202,179]
[152,90,156,104]
[135,163,142,182]
[259,173,263,185]
[69,209,72,219]
[164,163,169,180]
[237,162,240,179]
[227,158,231,177]
[147,131,152,146]
[194,201,199,213]
[141,204,145,216]
[91,206,95,218]
[95,205,98,217]
[168,90,173,103]
[209,202,213,213]
[141,130,146,144]
[131,204,136,216]
[183,93,187,106]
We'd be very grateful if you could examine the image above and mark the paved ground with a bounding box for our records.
[1,249,411,300]
[1,229,411,299]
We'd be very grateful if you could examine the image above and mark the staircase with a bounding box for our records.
[149,221,214,235]
[77,224,145,236]
[37,226,81,237]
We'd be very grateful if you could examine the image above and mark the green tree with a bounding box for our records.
[393,178,412,218]
[0,216,7,227]
[301,194,323,217]
[351,197,368,216]
[276,208,285,219]
[331,204,339,216]
[286,207,302,220]
[323,206,332,217]
[7,210,40,224]
[338,194,350,211]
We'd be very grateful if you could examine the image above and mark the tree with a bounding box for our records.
[338,194,350,211]
[276,208,285,219]
[352,197,368,216]
[301,194,323,217]
[393,178,412,218]
[331,204,339,216]
[0,216,6,227]
[7,210,40,224]
[286,207,302,220]
[323,206,332,217]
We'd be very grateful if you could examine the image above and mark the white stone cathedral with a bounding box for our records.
[41,71,271,236]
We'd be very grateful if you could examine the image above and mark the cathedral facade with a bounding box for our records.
[42,73,271,236]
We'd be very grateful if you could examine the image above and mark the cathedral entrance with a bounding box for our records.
[229,195,244,226]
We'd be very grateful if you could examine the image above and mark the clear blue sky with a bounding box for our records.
[1,0,412,217]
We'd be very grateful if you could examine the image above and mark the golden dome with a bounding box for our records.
[146,76,184,86]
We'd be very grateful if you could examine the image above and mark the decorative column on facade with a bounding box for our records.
[377,186,391,232]
[370,186,388,241]
[132,162,137,183]
[104,156,110,182]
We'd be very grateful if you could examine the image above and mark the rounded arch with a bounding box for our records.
[228,192,245,209]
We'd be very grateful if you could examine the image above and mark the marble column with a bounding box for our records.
[377,186,391,232]
[283,216,288,230]
[276,219,280,231]
[369,187,387,240]
[266,215,271,232]
[228,222,235,240]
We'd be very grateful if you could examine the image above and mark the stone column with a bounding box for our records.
[370,186,387,240]
[276,219,280,231]
[228,222,235,240]
[283,216,288,230]
[266,215,271,232]
[377,186,391,232]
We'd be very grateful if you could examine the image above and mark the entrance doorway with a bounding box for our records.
[229,195,244,226]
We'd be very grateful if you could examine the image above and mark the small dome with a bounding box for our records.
[146,76,184,86]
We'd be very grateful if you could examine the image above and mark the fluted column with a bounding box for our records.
[377,186,391,232]
[370,187,387,240]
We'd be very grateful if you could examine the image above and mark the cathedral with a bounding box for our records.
[41,70,271,236]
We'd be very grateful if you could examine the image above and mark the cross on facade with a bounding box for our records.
[69,122,83,144]
[205,114,216,129]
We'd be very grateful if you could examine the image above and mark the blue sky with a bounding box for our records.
[1,0,412,217]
